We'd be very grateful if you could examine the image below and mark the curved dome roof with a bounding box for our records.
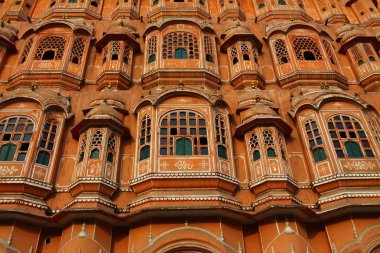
[86,102,123,122]
[96,88,124,105]
[238,88,273,110]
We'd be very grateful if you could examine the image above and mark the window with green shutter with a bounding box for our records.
[0,144,16,161]
[176,137,192,155]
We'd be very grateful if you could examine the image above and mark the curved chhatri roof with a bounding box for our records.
[220,22,262,52]
[143,17,216,38]
[0,88,72,118]
[95,19,140,52]
[289,89,368,117]
[264,20,331,39]
[0,22,18,51]
[20,19,94,39]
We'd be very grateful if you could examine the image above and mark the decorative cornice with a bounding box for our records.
[129,195,241,208]
[312,173,380,186]
[130,172,239,185]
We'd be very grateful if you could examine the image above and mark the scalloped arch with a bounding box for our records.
[133,88,226,114]
[143,19,216,38]
[19,20,94,39]
[138,226,239,253]
[289,91,368,118]
[0,90,72,119]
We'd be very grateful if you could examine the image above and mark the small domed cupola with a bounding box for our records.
[234,87,292,137]
[69,89,129,208]
[221,23,264,89]
[95,20,140,90]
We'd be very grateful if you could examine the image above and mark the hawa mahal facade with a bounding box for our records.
[0,0,379,252]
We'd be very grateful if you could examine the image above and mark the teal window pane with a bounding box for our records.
[139,146,150,160]
[90,148,100,159]
[36,151,50,166]
[313,147,327,162]
[0,144,16,161]
[253,150,260,161]
[175,137,192,155]
[345,141,363,158]
[175,48,187,59]
[267,148,276,157]
[217,145,227,159]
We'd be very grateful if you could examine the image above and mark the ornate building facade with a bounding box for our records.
[0,0,379,252]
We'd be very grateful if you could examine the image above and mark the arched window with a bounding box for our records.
[328,115,375,158]
[36,151,50,166]
[159,110,208,156]
[111,42,120,61]
[36,120,58,166]
[152,0,158,5]
[204,36,214,63]
[278,0,287,5]
[263,129,276,158]
[313,147,327,162]
[106,131,116,163]
[249,131,260,161]
[358,60,365,66]
[305,119,327,162]
[77,132,87,163]
[0,117,34,162]
[274,39,290,64]
[293,37,323,61]
[147,36,157,63]
[90,148,100,159]
[102,47,108,64]
[175,48,188,59]
[42,50,55,60]
[19,38,33,64]
[139,115,151,161]
[90,0,98,7]
[363,43,377,62]
[89,130,103,159]
[323,40,336,65]
[123,46,130,64]
[140,146,150,160]
[258,2,265,8]
[34,36,66,60]
[345,141,363,158]
[215,114,228,159]
[71,38,85,64]
[267,147,276,157]
[303,51,316,60]
[163,32,199,59]
[240,43,251,61]
[230,46,238,65]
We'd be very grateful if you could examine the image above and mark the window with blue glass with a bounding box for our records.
[159,110,208,156]
[328,115,374,158]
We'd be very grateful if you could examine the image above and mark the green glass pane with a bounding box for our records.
[345,141,363,158]
[267,148,276,157]
[253,150,260,161]
[217,145,227,159]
